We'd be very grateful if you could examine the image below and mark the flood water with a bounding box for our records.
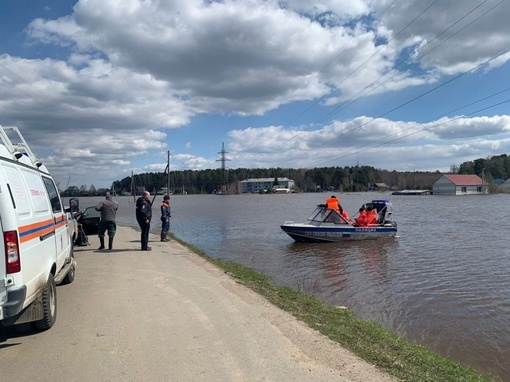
[70,193,510,381]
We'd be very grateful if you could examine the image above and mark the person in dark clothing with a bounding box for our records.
[95,192,119,250]
[160,195,171,242]
[136,191,152,251]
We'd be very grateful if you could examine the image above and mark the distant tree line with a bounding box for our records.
[107,154,509,195]
[458,154,510,180]
[109,166,445,195]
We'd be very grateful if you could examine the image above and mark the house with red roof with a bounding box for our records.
[432,174,488,195]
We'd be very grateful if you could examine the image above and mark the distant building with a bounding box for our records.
[96,188,111,196]
[239,177,295,193]
[63,186,80,196]
[432,174,487,195]
[371,182,390,191]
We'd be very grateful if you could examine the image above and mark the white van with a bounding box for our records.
[0,125,76,330]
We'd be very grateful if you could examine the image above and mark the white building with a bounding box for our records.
[239,177,295,193]
[432,174,486,195]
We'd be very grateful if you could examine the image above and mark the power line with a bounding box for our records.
[284,0,401,127]
[270,0,501,167]
[278,41,510,169]
[315,0,502,126]
[0,63,86,117]
[311,91,510,167]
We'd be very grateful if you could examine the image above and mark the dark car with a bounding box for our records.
[78,206,101,235]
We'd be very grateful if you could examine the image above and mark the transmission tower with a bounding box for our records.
[216,142,231,194]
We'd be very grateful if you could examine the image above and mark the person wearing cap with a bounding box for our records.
[160,195,171,242]
[95,191,119,250]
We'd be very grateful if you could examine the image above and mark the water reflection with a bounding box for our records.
[281,239,397,313]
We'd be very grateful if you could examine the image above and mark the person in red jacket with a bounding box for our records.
[365,206,378,225]
[356,205,367,226]
[339,205,352,223]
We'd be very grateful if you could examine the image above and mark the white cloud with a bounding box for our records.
[375,0,510,75]
[0,0,508,188]
[227,114,510,171]
[172,153,212,170]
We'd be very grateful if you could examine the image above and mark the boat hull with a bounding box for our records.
[280,224,397,243]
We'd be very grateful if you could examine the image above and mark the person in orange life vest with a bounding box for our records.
[326,195,340,211]
[365,206,378,225]
[338,205,351,222]
[356,205,367,226]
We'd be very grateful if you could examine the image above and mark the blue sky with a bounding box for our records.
[1,0,509,189]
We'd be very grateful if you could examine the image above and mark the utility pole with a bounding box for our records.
[216,142,231,194]
[166,150,171,194]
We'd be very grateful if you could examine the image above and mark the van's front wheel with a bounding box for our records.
[34,274,57,330]
[61,262,75,285]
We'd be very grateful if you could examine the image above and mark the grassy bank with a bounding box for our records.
[173,235,492,382]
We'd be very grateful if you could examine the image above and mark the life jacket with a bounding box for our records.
[341,210,351,222]
[365,209,378,225]
[160,201,171,219]
[356,210,367,226]
[326,197,340,211]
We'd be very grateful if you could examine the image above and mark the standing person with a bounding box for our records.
[95,192,119,250]
[160,195,171,242]
[136,191,153,251]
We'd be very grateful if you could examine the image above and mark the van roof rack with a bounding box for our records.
[0,125,42,168]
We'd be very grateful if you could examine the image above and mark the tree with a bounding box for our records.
[108,153,510,196]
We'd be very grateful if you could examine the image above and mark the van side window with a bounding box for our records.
[42,176,62,213]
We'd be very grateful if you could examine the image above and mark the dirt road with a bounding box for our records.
[0,226,395,381]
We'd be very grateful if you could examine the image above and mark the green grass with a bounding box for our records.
[172,234,493,382]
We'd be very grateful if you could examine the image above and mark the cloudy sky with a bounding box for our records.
[0,0,509,189]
